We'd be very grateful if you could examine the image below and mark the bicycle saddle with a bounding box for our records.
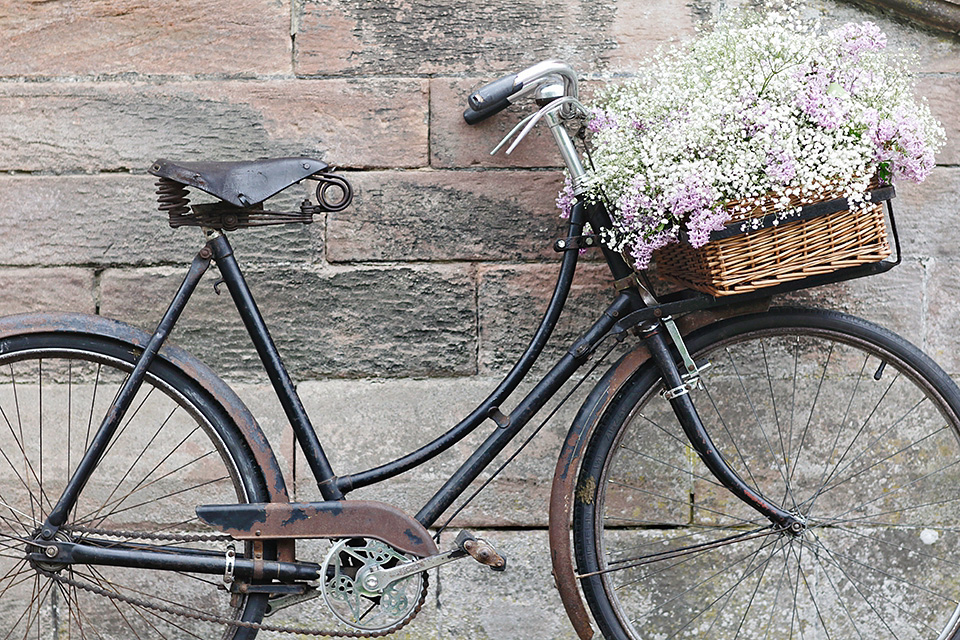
[149,157,329,208]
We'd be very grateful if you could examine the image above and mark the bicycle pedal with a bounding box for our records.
[455,530,507,571]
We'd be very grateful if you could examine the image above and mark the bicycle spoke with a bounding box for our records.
[84,425,206,523]
[803,531,938,636]
[717,345,798,511]
[607,478,759,526]
[83,403,180,527]
[617,443,726,489]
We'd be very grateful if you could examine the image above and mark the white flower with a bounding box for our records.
[577,10,944,270]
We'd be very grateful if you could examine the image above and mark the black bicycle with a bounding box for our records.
[2,60,960,640]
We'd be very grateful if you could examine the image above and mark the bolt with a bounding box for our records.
[40,529,53,539]
[44,545,58,559]
[364,576,378,589]
[557,240,566,249]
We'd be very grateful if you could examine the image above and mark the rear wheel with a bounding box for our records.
[574,309,960,639]
[0,332,269,639]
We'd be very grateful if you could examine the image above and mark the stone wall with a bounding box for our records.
[0,1,957,637]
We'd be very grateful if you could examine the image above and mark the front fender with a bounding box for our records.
[0,312,290,503]
[548,299,771,640]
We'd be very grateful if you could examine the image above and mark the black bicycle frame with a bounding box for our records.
[42,190,894,563]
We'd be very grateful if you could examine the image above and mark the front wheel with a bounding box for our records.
[0,332,270,639]
[574,308,960,640]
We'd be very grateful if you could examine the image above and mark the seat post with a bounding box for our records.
[206,229,344,501]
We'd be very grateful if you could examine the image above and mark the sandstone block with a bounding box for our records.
[0,267,96,316]
[0,80,428,173]
[326,170,565,262]
[478,263,617,374]
[896,168,960,260]
[99,264,477,380]
[922,257,960,374]
[0,0,292,77]
[918,75,960,165]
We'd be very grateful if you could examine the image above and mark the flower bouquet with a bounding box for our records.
[570,12,944,295]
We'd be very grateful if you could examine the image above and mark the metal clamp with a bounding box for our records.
[554,235,598,252]
[223,543,236,585]
[660,316,711,400]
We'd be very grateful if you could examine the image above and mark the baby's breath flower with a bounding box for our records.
[569,10,944,271]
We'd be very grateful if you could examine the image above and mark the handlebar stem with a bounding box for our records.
[545,110,589,193]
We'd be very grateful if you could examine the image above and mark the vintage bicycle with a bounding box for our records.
[2,60,959,639]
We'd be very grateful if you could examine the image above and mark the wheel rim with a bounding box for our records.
[587,325,960,639]
[0,346,257,639]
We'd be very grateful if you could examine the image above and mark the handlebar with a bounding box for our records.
[463,60,579,125]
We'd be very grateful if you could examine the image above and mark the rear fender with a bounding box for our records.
[0,312,290,503]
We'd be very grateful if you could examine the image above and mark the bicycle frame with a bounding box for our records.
[36,107,900,570]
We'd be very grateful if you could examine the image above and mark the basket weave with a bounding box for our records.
[653,186,891,296]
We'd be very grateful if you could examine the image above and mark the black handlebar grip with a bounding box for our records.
[463,100,511,125]
[467,73,521,110]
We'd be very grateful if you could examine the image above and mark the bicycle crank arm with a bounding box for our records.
[360,530,506,592]
[30,540,322,583]
[359,547,467,592]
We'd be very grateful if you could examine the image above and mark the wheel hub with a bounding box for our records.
[27,530,72,573]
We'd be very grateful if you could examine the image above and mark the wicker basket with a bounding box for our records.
[652,185,893,296]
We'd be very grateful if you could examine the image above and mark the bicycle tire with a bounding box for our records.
[0,331,271,639]
[574,308,960,640]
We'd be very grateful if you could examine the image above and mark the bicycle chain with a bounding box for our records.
[50,527,428,637]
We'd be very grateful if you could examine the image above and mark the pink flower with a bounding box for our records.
[869,108,936,183]
[556,176,576,218]
[587,109,618,133]
[834,22,887,59]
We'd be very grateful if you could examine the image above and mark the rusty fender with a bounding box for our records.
[547,301,770,640]
[196,501,439,558]
[0,312,290,504]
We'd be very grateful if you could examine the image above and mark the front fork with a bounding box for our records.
[640,320,805,534]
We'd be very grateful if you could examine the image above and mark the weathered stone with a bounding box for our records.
[295,0,618,77]
[895,168,960,260]
[291,376,594,526]
[98,264,477,379]
[603,0,699,69]
[780,258,925,340]
[429,78,563,170]
[804,0,960,73]
[0,0,292,77]
[0,267,96,315]
[478,262,618,374]
[326,170,565,262]
[437,529,579,640]
[923,257,960,374]
[0,80,428,173]
[918,75,960,165]
[0,175,318,266]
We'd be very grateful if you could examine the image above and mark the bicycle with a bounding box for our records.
[2,59,959,640]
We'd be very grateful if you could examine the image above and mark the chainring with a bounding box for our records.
[321,537,427,634]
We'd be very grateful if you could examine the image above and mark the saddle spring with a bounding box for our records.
[155,178,192,225]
